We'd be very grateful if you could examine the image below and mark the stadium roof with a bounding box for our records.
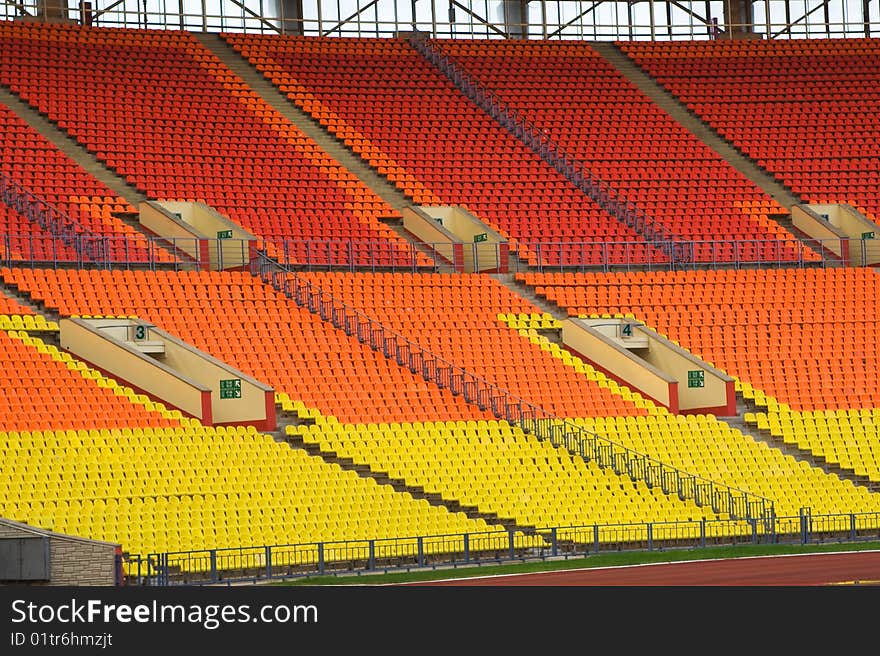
[2,0,879,40]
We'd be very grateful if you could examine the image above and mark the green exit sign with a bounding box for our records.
[473,233,488,243]
[687,370,705,388]
[219,378,241,399]
[862,231,875,240]
[217,230,233,239]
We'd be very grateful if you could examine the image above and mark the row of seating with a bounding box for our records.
[223,33,668,267]
[289,392,880,523]
[3,25,877,270]
[7,263,877,480]
[0,422,508,562]
[0,267,492,424]
[0,203,82,262]
[3,263,879,555]
[0,328,179,430]
[297,271,650,418]
[504,323,880,495]
[0,106,168,264]
[423,38,813,264]
[292,418,716,527]
[0,22,428,267]
[1,24,878,562]
[746,407,880,480]
[620,37,880,223]
[3,264,752,532]
[518,267,880,412]
[573,412,880,514]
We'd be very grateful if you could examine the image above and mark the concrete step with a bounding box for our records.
[0,86,192,266]
[491,273,569,323]
[735,406,879,493]
[590,43,830,261]
[282,432,531,533]
[191,32,453,271]
[192,32,414,214]
[0,278,63,323]
[0,87,147,208]
[591,42,803,212]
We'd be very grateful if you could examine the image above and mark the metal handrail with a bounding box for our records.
[251,250,777,525]
[407,34,685,265]
[0,172,113,267]
[0,229,856,272]
[125,508,880,585]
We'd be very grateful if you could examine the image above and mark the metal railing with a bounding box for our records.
[407,33,685,265]
[510,237,849,272]
[251,250,776,525]
[0,173,116,267]
[122,508,880,585]
[0,231,258,271]
[0,231,861,272]
[0,173,257,270]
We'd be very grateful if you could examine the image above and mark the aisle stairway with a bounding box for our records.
[0,87,147,209]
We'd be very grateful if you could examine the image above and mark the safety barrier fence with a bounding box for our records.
[251,250,776,525]
[0,231,862,272]
[0,173,122,267]
[0,231,253,270]
[0,162,866,273]
[264,236,854,272]
[123,509,880,585]
[408,33,685,265]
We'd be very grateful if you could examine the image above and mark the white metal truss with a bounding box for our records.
[1,0,878,39]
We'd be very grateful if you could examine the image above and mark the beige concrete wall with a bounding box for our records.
[562,318,734,414]
[439,206,504,272]
[401,205,457,265]
[638,327,732,413]
[167,202,240,241]
[837,205,880,265]
[0,520,118,586]
[60,318,208,420]
[138,201,202,261]
[60,318,274,427]
[837,204,871,235]
[157,330,272,425]
[0,523,32,539]
[47,537,118,586]
[438,206,482,240]
[140,201,255,270]
[562,318,673,408]
[792,203,880,264]
[463,241,503,273]
[428,206,457,224]
[209,235,254,270]
[402,205,505,272]
[791,204,846,258]
[853,234,880,266]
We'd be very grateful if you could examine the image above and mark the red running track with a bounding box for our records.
[413,551,880,586]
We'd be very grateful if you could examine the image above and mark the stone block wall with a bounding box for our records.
[0,519,119,586]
